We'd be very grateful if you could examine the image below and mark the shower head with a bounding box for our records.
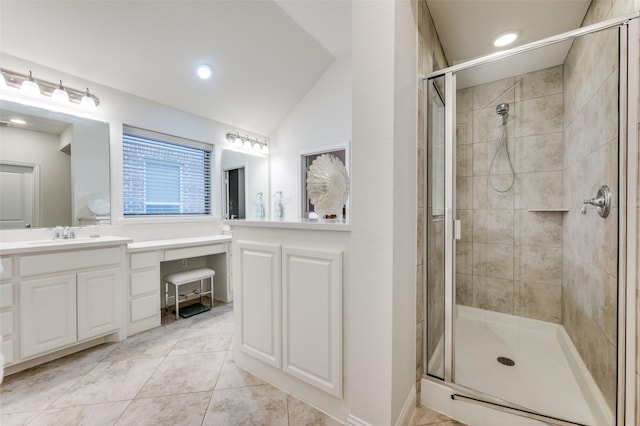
[496,103,509,125]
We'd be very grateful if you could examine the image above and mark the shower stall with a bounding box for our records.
[422,13,638,426]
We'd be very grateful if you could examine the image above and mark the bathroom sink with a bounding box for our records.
[27,238,94,246]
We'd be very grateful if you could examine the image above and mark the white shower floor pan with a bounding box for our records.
[423,306,612,426]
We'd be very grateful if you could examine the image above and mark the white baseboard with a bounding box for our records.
[346,414,375,426]
[395,385,417,426]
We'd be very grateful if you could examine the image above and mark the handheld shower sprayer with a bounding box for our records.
[496,103,509,125]
[488,103,515,192]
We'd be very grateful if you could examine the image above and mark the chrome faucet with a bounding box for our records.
[53,226,76,240]
[63,226,76,239]
[53,226,63,240]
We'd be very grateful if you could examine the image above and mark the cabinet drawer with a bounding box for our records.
[20,247,121,277]
[0,258,13,280]
[1,338,14,364]
[0,283,13,309]
[164,244,225,261]
[131,294,159,322]
[131,269,160,297]
[1,310,14,335]
[131,251,159,270]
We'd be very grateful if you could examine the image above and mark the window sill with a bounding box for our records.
[117,215,221,225]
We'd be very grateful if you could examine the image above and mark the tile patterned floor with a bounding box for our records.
[1,302,462,425]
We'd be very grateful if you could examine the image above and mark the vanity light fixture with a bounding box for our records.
[493,30,521,47]
[51,80,70,104]
[225,132,269,153]
[0,68,100,108]
[20,71,41,97]
[80,88,98,110]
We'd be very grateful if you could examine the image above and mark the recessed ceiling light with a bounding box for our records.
[493,30,521,47]
[196,64,213,80]
[10,118,26,125]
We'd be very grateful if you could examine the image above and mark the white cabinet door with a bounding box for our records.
[282,247,342,398]
[21,274,77,358]
[77,267,121,341]
[237,241,281,368]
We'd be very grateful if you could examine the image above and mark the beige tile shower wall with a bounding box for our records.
[562,21,619,411]
[455,66,564,323]
[417,0,447,405]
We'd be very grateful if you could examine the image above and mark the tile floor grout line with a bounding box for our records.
[38,359,103,413]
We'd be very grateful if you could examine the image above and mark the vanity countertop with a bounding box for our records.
[127,235,232,252]
[224,219,351,232]
[0,236,133,256]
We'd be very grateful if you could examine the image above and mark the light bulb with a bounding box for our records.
[0,73,6,88]
[51,80,70,104]
[493,31,520,47]
[196,64,213,80]
[81,88,97,110]
[20,71,41,97]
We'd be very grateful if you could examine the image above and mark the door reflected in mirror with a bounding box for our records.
[0,100,110,229]
[221,148,268,220]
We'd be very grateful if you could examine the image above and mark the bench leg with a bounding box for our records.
[165,282,168,316]
[175,284,180,320]
[209,276,214,309]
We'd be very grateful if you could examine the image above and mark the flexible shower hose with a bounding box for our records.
[488,123,515,193]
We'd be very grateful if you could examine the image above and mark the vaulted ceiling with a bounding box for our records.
[1,0,594,135]
[0,0,351,136]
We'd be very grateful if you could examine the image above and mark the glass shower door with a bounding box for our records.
[424,74,446,380]
[450,25,621,426]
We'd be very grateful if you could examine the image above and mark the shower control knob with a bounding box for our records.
[581,185,610,218]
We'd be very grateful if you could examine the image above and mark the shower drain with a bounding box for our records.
[497,356,515,366]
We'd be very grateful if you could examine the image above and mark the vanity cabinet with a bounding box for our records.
[20,274,77,358]
[237,241,343,398]
[77,267,121,340]
[0,256,16,364]
[18,246,123,360]
[126,236,231,336]
[128,251,161,336]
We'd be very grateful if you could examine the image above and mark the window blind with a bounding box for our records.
[123,127,212,216]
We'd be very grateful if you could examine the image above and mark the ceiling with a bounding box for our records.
[0,1,593,135]
[0,0,351,137]
[426,0,592,87]
[0,107,69,135]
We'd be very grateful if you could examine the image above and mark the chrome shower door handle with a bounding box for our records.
[581,185,611,218]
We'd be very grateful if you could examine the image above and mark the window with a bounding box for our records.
[301,147,347,218]
[123,125,212,216]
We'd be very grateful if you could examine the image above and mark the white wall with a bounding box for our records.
[0,52,269,240]
[270,55,352,221]
[391,1,418,422]
[349,1,418,424]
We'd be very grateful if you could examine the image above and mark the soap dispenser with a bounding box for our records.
[255,192,265,220]
[273,191,283,220]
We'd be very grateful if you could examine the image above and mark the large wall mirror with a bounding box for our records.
[221,148,268,220]
[0,99,110,229]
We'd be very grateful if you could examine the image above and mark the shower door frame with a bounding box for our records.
[422,13,639,426]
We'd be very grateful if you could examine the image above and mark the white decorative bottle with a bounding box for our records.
[273,191,283,220]
[255,192,265,220]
